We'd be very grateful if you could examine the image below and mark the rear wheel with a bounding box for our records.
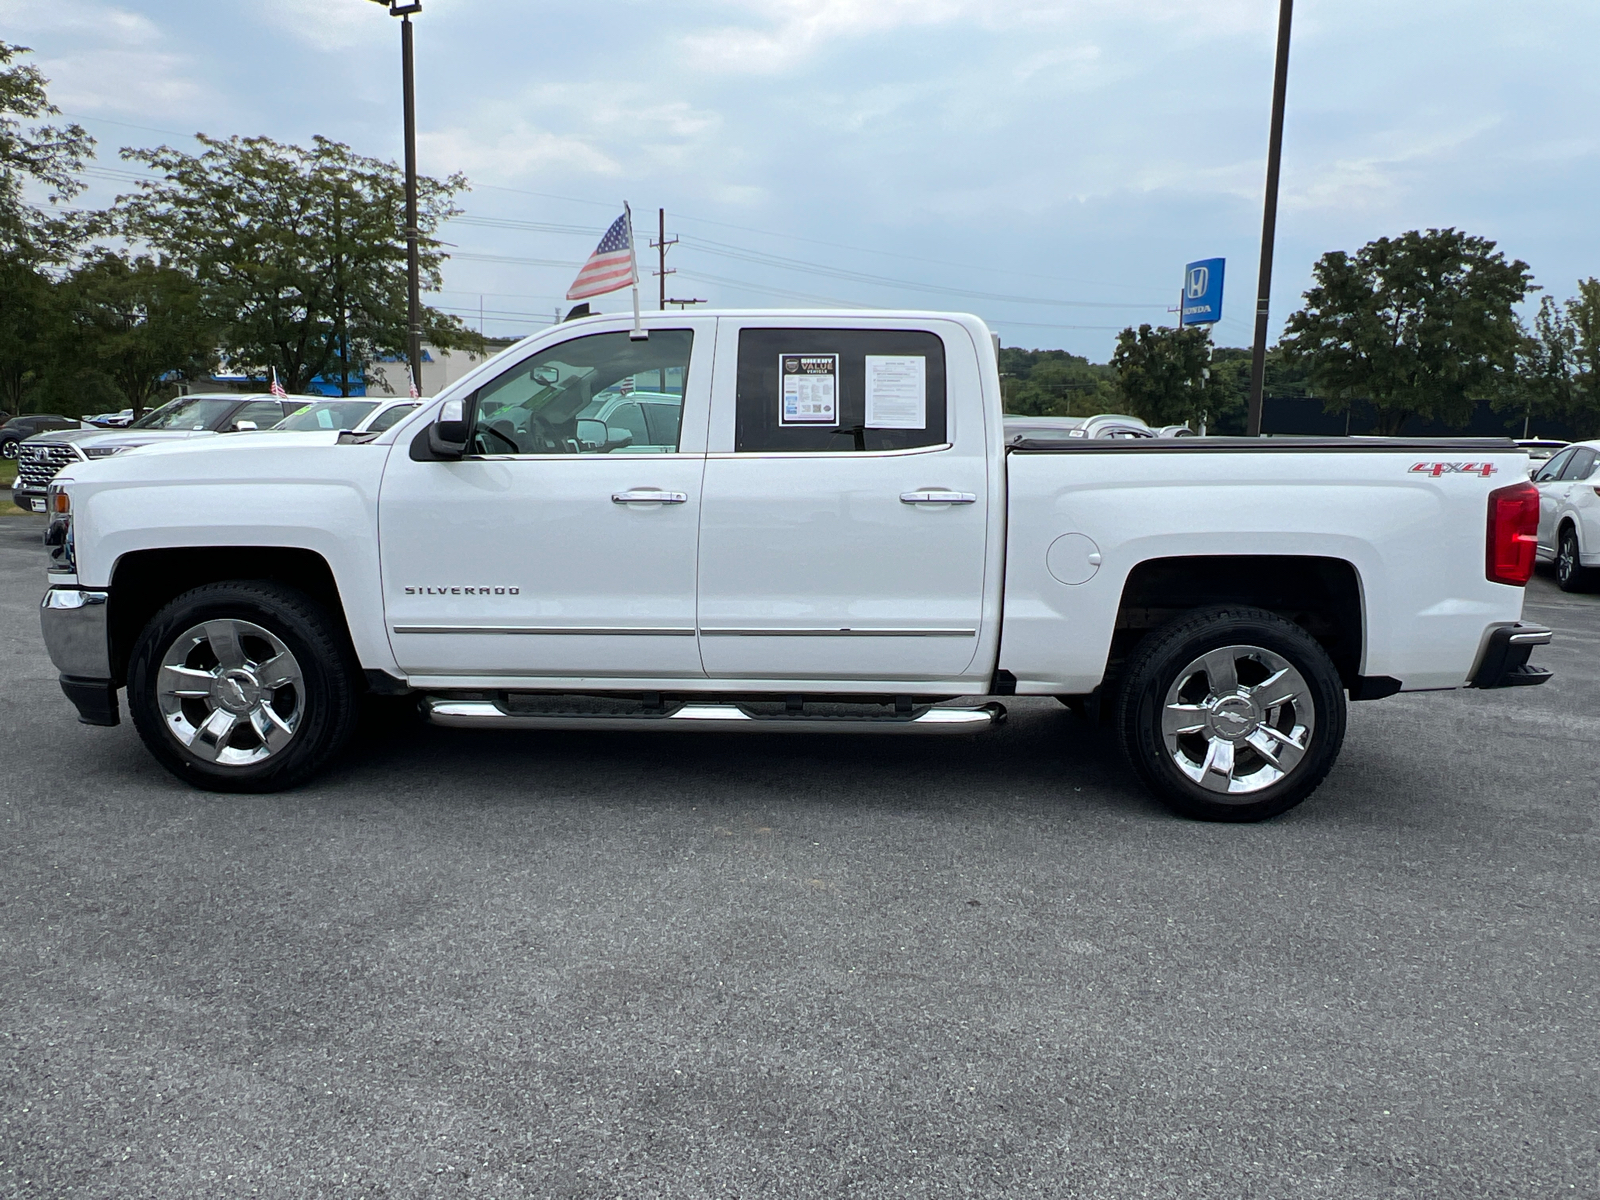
[1114,606,1346,822]
[127,582,358,792]
[1556,525,1596,592]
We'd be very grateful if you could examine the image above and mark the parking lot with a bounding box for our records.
[1,512,1595,1199]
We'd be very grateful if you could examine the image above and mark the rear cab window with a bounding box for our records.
[732,328,947,454]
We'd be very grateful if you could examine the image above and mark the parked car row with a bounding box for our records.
[1531,440,1600,591]
[9,394,420,512]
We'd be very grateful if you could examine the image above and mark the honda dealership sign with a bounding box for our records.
[1181,258,1225,326]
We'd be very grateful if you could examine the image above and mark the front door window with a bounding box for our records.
[469,330,691,455]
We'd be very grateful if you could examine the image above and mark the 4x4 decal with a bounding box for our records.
[1410,462,1497,478]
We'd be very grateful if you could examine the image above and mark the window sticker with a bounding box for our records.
[779,354,839,425]
[864,355,926,430]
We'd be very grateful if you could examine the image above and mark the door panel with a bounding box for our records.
[697,452,987,680]
[380,456,706,679]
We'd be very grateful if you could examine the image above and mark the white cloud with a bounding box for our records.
[253,0,381,52]
[0,0,161,44]
[681,0,1268,73]
[420,122,623,181]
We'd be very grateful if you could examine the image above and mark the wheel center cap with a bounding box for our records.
[214,669,261,713]
[1209,695,1257,740]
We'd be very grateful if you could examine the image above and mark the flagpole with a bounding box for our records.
[626,201,646,341]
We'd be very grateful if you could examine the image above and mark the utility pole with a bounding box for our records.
[333,186,349,397]
[650,207,678,311]
[1246,0,1294,437]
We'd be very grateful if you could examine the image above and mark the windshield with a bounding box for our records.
[275,400,377,431]
[132,397,237,431]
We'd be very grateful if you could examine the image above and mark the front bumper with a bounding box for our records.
[1470,623,1554,689]
[12,480,46,513]
[40,587,120,726]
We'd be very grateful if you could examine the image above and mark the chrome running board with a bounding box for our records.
[423,697,1006,735]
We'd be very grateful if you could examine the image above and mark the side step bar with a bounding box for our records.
[423,698,1006,735]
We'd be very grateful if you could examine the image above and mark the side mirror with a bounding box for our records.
[423,397,468,460]
[232,420,258,431]
[531,365,560,386]
[575,419,633,452]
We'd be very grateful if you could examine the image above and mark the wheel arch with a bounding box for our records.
[107,546,352,687]
[1110,555,1365,692]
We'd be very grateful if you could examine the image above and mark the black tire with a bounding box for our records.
[1556,524,1595,593]
[127,581,359,792]
[1113,605,1346,822]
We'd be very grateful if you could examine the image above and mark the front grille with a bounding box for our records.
[16,442,82,490]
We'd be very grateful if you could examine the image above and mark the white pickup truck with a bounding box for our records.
[37,310,1553,821]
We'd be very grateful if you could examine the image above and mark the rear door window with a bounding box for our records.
[1560,447,1597,480]
[733,328,947,453]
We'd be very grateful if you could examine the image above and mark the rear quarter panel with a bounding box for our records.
[1001,446,1531,693]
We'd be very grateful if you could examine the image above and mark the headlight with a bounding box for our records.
[83,446,128,458]
[43,484,74,574]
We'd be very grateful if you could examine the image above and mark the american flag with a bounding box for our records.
[566,210,637,301]
[269,368,287,399]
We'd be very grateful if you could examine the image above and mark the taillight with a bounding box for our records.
[1486,481,1539,586]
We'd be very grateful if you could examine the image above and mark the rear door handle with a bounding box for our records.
[900,490,977,504]
[612,490,688,504]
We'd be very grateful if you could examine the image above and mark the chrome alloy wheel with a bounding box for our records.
[156,619,305,766]
[1558,530,1577,587]
[1160,644,1315,797]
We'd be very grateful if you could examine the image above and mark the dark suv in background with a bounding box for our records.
[1,414,91,460]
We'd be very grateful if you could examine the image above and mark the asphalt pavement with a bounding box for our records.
[1,513,1596,1199]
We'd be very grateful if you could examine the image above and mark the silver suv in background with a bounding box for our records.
[11,393,314,513]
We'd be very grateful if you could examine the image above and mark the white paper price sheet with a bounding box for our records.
[864,355,926,430]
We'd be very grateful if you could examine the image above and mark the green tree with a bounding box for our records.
[118,134,480,393]
[1492,296,1574,440]
[0,42,96,414]
[1110,323,1231,430]
[1281,228,1533,435]
[1560,279,1600,440]
[999,347,1118,416]
[50,253,217,417]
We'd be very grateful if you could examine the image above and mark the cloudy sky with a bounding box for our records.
[6,0,1600,357]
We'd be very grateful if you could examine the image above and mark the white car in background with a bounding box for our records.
[272,398,422,434]
[1531,440,1600,591]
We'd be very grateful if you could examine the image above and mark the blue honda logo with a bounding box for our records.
[1181,257,1225,326]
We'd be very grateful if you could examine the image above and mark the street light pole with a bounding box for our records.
[1246,0,1293,437]
[372,0,424,393]
[400,12,422,391]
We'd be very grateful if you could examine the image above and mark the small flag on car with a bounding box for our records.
[269,368,287,399]
[566,210,638,301]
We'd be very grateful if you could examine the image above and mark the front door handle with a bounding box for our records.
[900,490,977,504]
[612,490,688,504]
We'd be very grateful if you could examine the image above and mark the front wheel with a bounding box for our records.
[0,439,17,460]
[127,582,359,792]
[1114,606,1347,822]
